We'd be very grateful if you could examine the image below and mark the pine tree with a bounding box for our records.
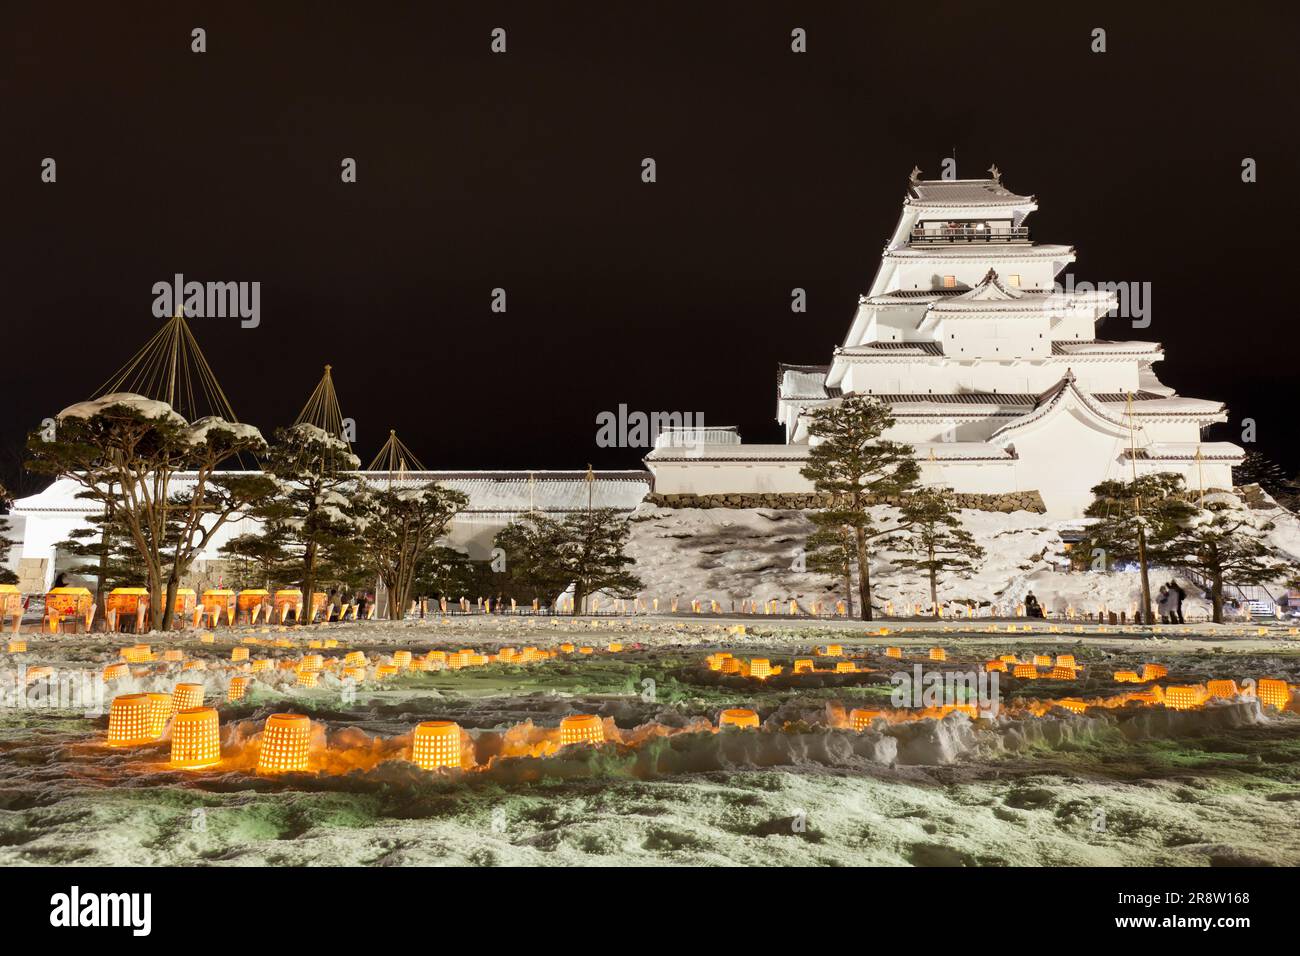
[804,518,856,617]
[1165,491,1293,623]
[353,481,468,621]
[1082,473,1193,624]
[561,508,643,613]
[0,483,17,586]
[800,395,918,620]
[494,513,576,607]
[888,487,985,617]
[263,423,360,624]
[26,398,272,629]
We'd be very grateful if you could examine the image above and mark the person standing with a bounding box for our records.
[1171,580,1186,624]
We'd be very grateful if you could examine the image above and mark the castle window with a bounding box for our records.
[943,275,956,288]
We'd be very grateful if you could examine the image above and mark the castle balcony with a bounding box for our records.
[909,223,1029,245]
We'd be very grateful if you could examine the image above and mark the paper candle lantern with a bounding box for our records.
[1257,679,1291,710]
[411,721,461,770]
[1141,664,1167,681]
[344,651,366,668]
[718,708,759,729]
[257,714,311,773]
[392,651,412,669]
[747,658,771,679]
[835,661,857,673]
[171,707,221,770]
[172,682,204,714]
[107,694,154,746]
[122,644,151,663]
[375,664,398,679]
[164,649,183,662]
[985,660,1007,673]
[1163,685,1205,711]
[102,663,129,682]
[929,648,946,662]
[1056,654,1076,668]
[25,666,54,683]
[251,659,271,673]
[1049,666,1077,680]
[296,670,319,688]
[793,659,814,674]
[145,693,172,738]
[1013,664,1038,679]
[228,676,250,702]
[342,666,366,681]
[1113,670,1140,683]
[607,643,623,653]
[821,644,843,657]
[231,647,249,662]
[885,647,902,659]
[720,657,741,674]
[999,654,1018,663]
[1205,679,1238,699]
[559,714,604,746]
[850,708,883,731]
[300,654,324,673]
[1055,699,1088,714]
[1033,655,1052,667]
[7,640,27,653]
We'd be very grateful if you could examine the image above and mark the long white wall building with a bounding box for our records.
[645,171,1241,516]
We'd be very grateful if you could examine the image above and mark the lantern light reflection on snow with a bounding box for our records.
[1257,679,1291,710]
[850,708,883,730]
[171,707,221,769]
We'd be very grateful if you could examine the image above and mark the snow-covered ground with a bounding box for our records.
[0,616,1298,866]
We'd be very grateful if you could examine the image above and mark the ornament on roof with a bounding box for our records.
[988,163,1001,183]
[908,166,922,185]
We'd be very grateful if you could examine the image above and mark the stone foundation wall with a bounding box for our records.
[644,489,1047,514]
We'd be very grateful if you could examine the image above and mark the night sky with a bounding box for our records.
[4,1,1297,496]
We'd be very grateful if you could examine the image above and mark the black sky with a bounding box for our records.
[3,1,1297,495]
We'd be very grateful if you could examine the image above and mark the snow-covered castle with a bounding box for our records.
[646,170,1242,517]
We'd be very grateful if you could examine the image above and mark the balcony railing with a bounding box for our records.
[910,226,1029,245]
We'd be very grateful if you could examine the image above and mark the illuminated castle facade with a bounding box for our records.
[646,170,1242,517]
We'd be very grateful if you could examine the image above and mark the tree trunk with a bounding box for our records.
[162,578,179,631]
[1212,572,1224,624]
[1136,526,1153,625]
[854,526,872,621]
[929,567,939,619]
[843,566,853,618]
[573,582,587,617]
[299,537,318,626]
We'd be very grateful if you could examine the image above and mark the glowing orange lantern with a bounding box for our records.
[393,651,412,669]
[1141,664,1167,681]
[1113,670,1141,683]
[103,662,129,681]
[747,658,771,679]
[296,670,319,688]
[1206,679,1238,699]
[999,654,1018,664]
[1013,664,1038,679]
[835,661,857,673]
[171,707,220,769]
[200,588,236,625]
[1033,655,1052,667]
[251,658,271,673]
[107,694,155,746]
[344,651,366,668]
[985,660,1007,673]
[7,640,27,653]
[820,645,844,657]
[1257,679,1291,710]
[342,666,366,681]
[1164,685,1206,711]
[257,714,311,773]
[1056,654,1076,668]
[145,693,172,737]
[1055,699,1088,714]
[25,665,53,683]
[793,659,814,674]
[172,682,204,714]
[163,649,183,662]
[411,721,461,770]
[559,643,575,654]
[228,676,250,702]
[720,657,741,674]
[929,648,947,662]
[375,664,398,680]
[607,643,623,653]
[1049,666,1077,680]
[718,708,759,729]
[559,714,604,746]
[231,647,249,662]
[850,708,883,730]
[885,647,902,659]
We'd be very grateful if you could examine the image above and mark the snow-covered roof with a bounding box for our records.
[777,365,832,401]
[645,444,810,463]
[1051,340,1161,356]
[837,342,944,357]
[1124,443,1245,462]
[907,178,1033,207]
[886,244,1073,261]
